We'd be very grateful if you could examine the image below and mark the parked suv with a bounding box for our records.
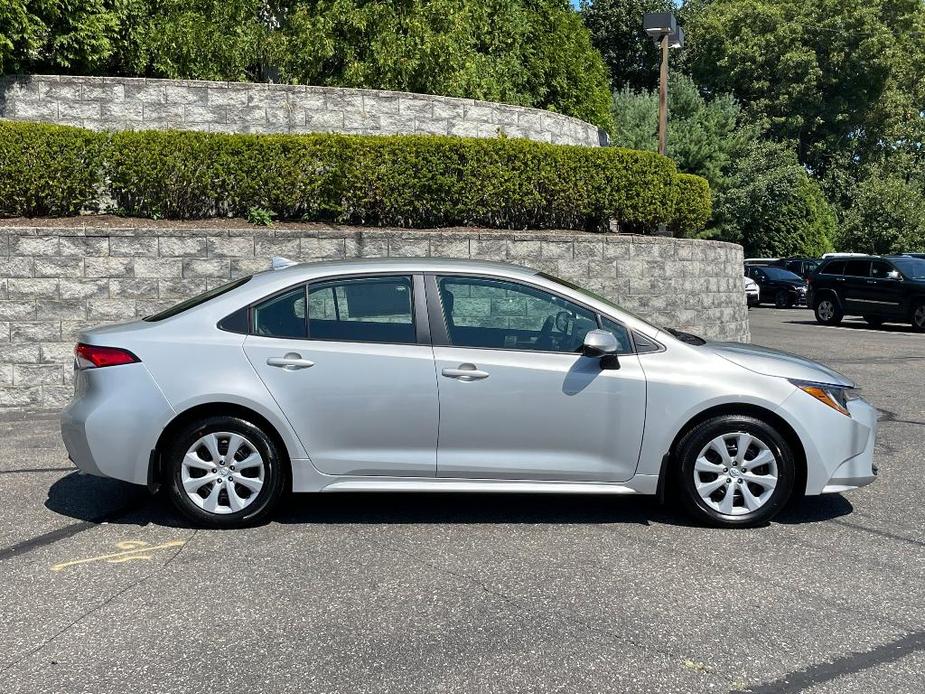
[771,257,821,279]
[744,265,807,308]
[808,256,925,330]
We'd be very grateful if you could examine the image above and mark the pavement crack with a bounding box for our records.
[1,532,194,673]
[731,628,925,694]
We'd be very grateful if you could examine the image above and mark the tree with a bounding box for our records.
[712,140,835,257]
[610,72,752,189]
[579,0,674,92]
[683,0,924,175]
[838,156,925,254]
[278,1,614,131]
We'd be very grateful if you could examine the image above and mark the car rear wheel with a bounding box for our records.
[675,415,796,528]
[774,290,793,309]
[864,315,883,328]
[165,415,285,528]
[912,302,925,332]
[814,295,843,325]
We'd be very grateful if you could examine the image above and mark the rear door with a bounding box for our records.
[243,274,439,477]
[428,274,646,483]
[841,260,872,313]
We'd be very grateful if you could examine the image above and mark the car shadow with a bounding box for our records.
[785,318,915,333]
[45,472,855,530]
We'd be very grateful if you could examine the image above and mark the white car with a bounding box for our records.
[61,259,878,529]
[744,276,760,307]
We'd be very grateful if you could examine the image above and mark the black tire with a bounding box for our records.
[863,315,883,328]
[912,302,925,332]
[774,290,793,309]
[165,415,286,528]
[814,294,843,325]
[674,415,796,528]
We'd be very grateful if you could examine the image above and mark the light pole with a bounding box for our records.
[643,12,684,157]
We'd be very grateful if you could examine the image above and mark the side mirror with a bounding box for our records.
[582,329,619,357]
[887,270,901,280]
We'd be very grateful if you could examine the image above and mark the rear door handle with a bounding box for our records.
[267,353,315,370]
[442,364,489,381]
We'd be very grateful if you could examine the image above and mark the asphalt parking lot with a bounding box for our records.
[1,308,923,694]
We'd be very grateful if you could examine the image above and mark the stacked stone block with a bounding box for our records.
[0,75,605,146]
[0,226,748,409]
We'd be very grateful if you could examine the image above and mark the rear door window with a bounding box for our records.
[821,261,845,275]
[307,276,415,344]
[844,260,871,277]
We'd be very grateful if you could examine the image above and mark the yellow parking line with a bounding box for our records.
[51,539,185,572]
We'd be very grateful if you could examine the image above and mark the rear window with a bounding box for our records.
[144,276,251,322]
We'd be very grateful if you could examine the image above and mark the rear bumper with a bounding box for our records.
[61,363,175,486]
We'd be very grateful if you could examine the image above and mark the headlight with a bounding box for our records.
[789,379,859,416]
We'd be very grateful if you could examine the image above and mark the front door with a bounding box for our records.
[429,275,646,482]
[861,260,905,317]
[243,275,439,477]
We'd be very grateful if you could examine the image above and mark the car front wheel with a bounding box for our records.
[814,295,843,325]
[165,415,286,528]
[675,415,796,528]
[774,290,793,309]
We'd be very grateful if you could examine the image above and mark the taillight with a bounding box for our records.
[74,343,140,369]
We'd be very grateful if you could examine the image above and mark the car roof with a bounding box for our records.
[265,256,538,280]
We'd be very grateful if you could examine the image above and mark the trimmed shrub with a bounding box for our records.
[1,122,711,232]
[671,174,712,236]
[0,121,106,216]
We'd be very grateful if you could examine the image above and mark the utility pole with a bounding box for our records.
[658,32,669,157]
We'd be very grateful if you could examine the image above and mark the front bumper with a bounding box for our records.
[820,398,879,493]
[777,391,878,495]
[747,292,760,307]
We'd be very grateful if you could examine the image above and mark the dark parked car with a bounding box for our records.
[771,256,821,279]
[808,256,925,330]
[744,265,808,308]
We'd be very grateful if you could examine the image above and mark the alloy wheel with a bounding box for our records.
[914,305,925,330]
[817,300,835,322]
[181,432,265,514]
[693,432,778,516]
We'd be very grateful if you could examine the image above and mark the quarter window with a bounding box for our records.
[252,287,307,338]
[438,276,598,353]
[307,276,415,344]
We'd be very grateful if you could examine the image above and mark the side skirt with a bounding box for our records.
[317,476,659,495]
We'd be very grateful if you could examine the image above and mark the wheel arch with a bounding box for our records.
[150,402,293,492]
[812,287,842,309]
[661,403,808,498]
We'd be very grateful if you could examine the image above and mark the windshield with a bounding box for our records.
[538,272,663,332]
[762,267,803,281]
[893,257,925,279]
[144,276,252,321]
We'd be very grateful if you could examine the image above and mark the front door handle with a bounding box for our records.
[442,364,489,381]
[267,353,315,370]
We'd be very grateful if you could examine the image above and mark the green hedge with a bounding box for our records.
[0,121,106,216]
[671,174,713,236]
[0,121,711,232]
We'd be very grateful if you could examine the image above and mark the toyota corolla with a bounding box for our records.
[61,259,878,528]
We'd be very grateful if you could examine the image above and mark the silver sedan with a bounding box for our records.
[61,259,878,528]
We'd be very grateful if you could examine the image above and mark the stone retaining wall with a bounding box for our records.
[0,75,605,146]
[0,226,747,409]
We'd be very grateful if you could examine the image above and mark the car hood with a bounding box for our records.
[706,342,855,387]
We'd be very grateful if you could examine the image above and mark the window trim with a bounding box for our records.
[241,272,431,346]
[424,272,639,356]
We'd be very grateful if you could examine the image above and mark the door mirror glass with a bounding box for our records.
[582,329,619,356]
[887,270,901,280]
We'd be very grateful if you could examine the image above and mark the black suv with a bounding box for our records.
[771,256,821,279]
[808,255,925,331]
[744,265,807,308]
